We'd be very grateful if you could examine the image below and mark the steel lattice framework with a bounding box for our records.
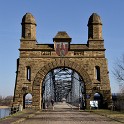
[42,68,86,109]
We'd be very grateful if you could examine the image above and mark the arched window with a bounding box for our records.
[27,66,31,81]
[95,66,100,81]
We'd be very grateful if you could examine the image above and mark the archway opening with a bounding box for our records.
[23,93,32,109]
[93,93,103,109]
[41,67,86,110]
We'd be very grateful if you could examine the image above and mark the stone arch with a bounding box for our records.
[32,58,92,109]
[22,92,32,109]
[93,92,103,109]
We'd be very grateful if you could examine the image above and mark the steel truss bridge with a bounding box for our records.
[42,68,86,109]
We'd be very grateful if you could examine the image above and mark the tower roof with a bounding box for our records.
[53,31,71,42]
[22,13,36,25]
[54,31,71,38]
[88,13,102,25]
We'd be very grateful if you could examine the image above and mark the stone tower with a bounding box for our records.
[21,13,36,40]
[88,13,102,40]
[13,13,112,109]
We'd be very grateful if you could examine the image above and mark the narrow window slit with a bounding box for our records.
[27,66,31,81]
[95,66,100,81]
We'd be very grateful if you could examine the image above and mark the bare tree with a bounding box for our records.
[0,95,3,103]
[0,95,13,106]
[113,54,124,93]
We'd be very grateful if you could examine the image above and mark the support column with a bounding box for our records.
[32,86,41,110]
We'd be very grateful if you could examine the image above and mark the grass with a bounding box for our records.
[92,109,124,123]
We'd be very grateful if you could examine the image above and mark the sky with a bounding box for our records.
[0,0,124,97]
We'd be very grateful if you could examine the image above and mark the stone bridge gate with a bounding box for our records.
[13,12,112,109]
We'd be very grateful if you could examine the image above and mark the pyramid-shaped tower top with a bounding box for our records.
[88,13,102,25]
[54,31,71,38]
[22,13,36,25]
[53,31,71,42]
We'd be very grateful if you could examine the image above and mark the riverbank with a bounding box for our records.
[0,106,10,109]
[0,109,37,124]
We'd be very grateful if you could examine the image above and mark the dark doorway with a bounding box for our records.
[94,93,103,109]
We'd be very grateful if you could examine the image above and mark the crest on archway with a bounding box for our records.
[55,42,68,56]
[53,31,71,56]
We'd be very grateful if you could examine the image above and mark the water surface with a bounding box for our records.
[0,108,11,119]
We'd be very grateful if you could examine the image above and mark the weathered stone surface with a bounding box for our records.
[13,13,112,110]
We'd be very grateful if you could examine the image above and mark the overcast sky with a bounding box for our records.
[0,0,124,96]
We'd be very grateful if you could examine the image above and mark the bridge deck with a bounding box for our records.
[46,102,78,111]
[16,110,121,124]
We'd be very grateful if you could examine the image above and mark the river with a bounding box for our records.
[0,108,11,119]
